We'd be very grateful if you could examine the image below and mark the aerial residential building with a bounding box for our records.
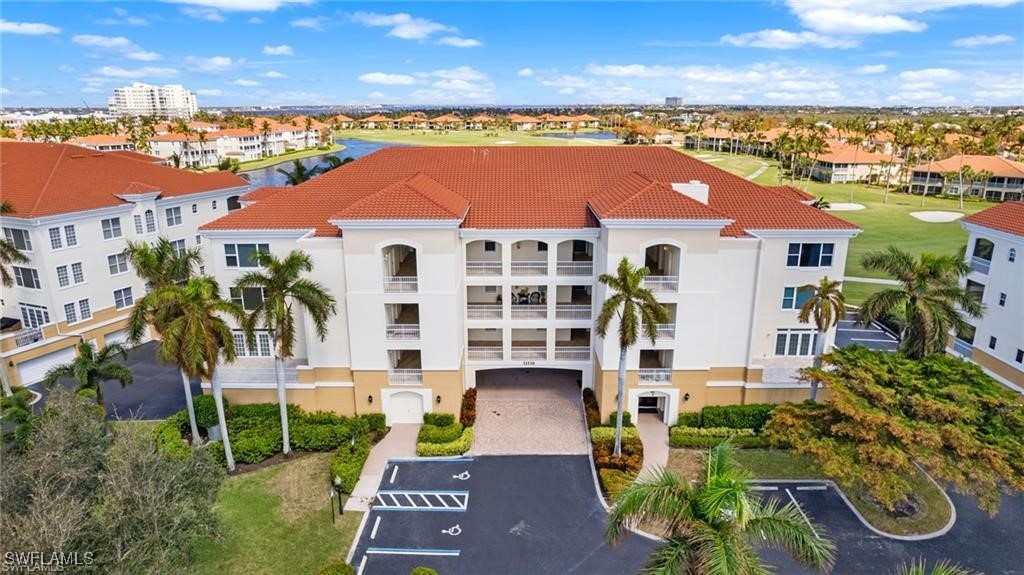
[665,97,683,107]
[809,142,903,184]
[199,146,859,426]
[507,114,540,131]
[951,202,1024,391]
[465,114,496,130]
[0,142,249,389]
[107,83,199,119]
[909,155,1024,202]
[359,114,392,129]
[333,114,355,129]
[148,122,322,168]
[66,134,136,152]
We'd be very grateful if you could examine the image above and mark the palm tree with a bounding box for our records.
[797,277,846,401]
[596,257,669,457]
[318,155,354,173]
[607,443,835,575]
[134,277,245,470]
[234,251,336,455]
[277,159,317,186]
[42,341,133,405]
[0,201,30,290]
[810,196,831,210]
[894,559,978,575]
[260,119,272,158]
[1,388,35,448]
[858,246,983,359]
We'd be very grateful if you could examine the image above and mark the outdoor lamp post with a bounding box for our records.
[333,475,345,517]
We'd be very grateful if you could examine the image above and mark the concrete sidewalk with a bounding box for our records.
[344,423,419,512]
[636,413,669,480]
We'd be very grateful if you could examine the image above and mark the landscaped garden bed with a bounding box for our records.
[414,389,476,457]
[584,389,644,499]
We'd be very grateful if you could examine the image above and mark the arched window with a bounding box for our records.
[144,209,156,233]
[1010,248,1017,263]
[227,195,242,212]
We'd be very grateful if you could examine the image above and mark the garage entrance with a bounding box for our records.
[17,346,77,386]
[389,391,425,424]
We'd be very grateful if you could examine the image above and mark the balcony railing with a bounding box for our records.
[385,324,421,340]
[466,261,502,276]
[511,305,547,319]
[638,368,673,384]
[468,347,503,361]
[970,256,991,275]
[556,261,593,276]
[467,305,502,319]
[510,261,547,276]
[654,324,676,339]
[13,327,43,348]
[389,369,423,385]
[554,347,590,361]
[644,276,679,292]
[555,304,592,320]
[952,338,973,358]
[383,276,418,293]
[511,346,547,360]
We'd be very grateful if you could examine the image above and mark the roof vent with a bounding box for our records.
[672,180,710,205]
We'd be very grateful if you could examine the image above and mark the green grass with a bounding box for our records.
[677,148,767,179]
[192,453,362,575]
[227,143,345,172]
[839,281,888,307]
[333,128,618,147]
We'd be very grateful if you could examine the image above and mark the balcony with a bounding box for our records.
[389,369,423,385]
[952,338,973,358]
[969,256,991,275]
[467,304,502,319]
[511,346,547,361]
[385,324,421,340]
[643,276,679,292]
[556,261,593,276]
[554,346,590,361]
[217,357,300,386]
[555,304,591,320]
[383,276,418,293]
[468,346,503,361]
[510,261,547,276]
[466,261,502,276]
[654,323,676,340]
[383,244,417,293]
[385,303,420,340]
[13,327,44,348]
[511,305,547,320]
[638,368,673,384]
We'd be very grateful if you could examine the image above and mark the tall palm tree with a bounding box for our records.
[260,119,272,158]
[277,159,317,186]
[0,201,30,290]
[42,341,133,405]
[858,246,983,359]
[234,251,336,455]
[318,155,354,173]
[797,277,846,401]
[607,443,835,575]
[133,277,245,470]
[597,257,669,457]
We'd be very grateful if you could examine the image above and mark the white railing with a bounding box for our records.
[644,276,679,292]
[638,368,673,384]
[13,327,43,348]
[511,346,547,360]
[389,369,423,385]
[952,338,973,358]
[654,324,676,339]
[466,261,502,276]
[556,261,593,276]
[970,256,991,275]
[554,347,590,361]
[511,305,547,319]
[556,304,592,320]
[510,261,548,275]
[217,365,299,385]
[385,324,421,340]
[468,347,503,361]
[467,305,503,319]
[383,276,418,293]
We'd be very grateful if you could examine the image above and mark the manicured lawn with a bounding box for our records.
[839,280,888,307]
[192,453,362,575]
[333,128,618,147]
[677,148,768,179]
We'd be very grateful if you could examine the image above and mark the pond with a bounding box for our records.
[239,138,411,188]
[534,131,621,141]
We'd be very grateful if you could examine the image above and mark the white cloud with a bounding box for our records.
[348,12,455,40]
[437,36,482,48]
[247,17,263,24]
[291,17,326,30]
[164,0,312,11]
[0,20,61,35]
[898,68,961,81]
[180,6,226,22]
[98,66,179,78]
[184,55,235,73]
[720,29,858,49]
[855,64,888,74]
[262,44,293,56]
[196,88,223,96]
[72,34,162,61]
[233,79,260,86]
[431,66,486,81]
[97,8,148,26]
[784,0,1020,36]
[262,70,286,78]
[901,81,938,90]
[367,91,386,99]
[952,34,1015,47]
[358,72,416,85]
[557,87,575,95]
[517,68,534,77]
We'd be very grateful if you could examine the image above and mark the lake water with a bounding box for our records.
[535,131,621,141]
[239,138,410,188]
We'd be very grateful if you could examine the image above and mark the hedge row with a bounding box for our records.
[416,427,474,457]
[681,404,776,431]
[592,435,643,473]
[589,426,640,443]
[423,412,455,427]
[668,426,770,449]
[153,418,191,459]
[598,468,637,499]
[330,435,371,493]
[582,388,601,428]
[606,411,634,428]
[418,422,464,444]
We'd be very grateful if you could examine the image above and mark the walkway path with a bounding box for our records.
[344,423,419,512]
[845,276,900,286]
[636,413,669,479]
[746,161,769,180]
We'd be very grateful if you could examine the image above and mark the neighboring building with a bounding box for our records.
[908,155,1024,202]
[66,134,135,152]
[0,142,249,389]
[951,202,1024,392]
[359,114,392,129]
[107,83,199,119]
[333,114,355,129]
[665,97,683,107]
[507,114,540,131]
[809,142,903,184]
[0,110,116,129]
[465,114,495,130]
[653,129,676,144]
[148,122,322,168]
[199,146,859,426]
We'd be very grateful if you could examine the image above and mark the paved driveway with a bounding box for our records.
[835,318,900,352]
[472,368,589,455]
[350,455,656,575]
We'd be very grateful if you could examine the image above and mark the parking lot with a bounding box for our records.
[835,318,899,352]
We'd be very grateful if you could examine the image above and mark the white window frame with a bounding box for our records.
[144,210,156,233]
[48,227,63,250]
[786,242,834,268]
[113,286,134,309]
[3,227,32,252]
[233,330,273,357]
[78,299,92,321]
[165,206,183,227]
[19,302,50,328]
[224,243,269,268]
[108,253,129,275]
[63,225,77,247]
[64,302,78,324]
[133,214,144,235]
[774,328,818,357]
[101,217,123,240]
[13,266,41,289]
[70,262,85,285]
[56,264,70,288]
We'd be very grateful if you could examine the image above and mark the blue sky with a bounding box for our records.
[1,0,1022,107]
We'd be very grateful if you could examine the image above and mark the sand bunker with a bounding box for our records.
[910,211,964,223]
[495,140,517,145]
[704,158,723,163]
[824,203,866,211]
[694,154,714,158]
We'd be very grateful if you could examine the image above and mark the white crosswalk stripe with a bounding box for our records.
[373,490,469,511]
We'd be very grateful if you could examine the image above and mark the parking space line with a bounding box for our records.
[357,555,367,575]
[365,547,461,557]
[751,486,778,491]
[373,490,469,511]
[390,466,399,485]
[370,516,381,540]
[796,485,828,491]
[785,488,821,540]
[852,337,898,343]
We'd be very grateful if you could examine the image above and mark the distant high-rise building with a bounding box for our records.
[108,83,198,119]
[665,97,683,107]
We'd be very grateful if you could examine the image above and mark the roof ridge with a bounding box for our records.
[401,172,470,218]
[31,143,70,216]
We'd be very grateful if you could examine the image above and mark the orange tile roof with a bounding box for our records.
[574,114,600,122]
[963,202,1024,237]
[333,114,355,123]
[816,142,899,165]
[240,186,289,202]
[202,147,857,238]
[911,155,1024,178]
[470,114,495,122]
[0,142,248,218]
[507,114,539,123]
[765,185,815,202]
[587,172,727,220]
[67,134,131,145]
[335,173,469,220]
[361,114,391,123]
[431,114,462,123]
[108,150,164,163]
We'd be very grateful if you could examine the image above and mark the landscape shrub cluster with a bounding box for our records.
[669,404,777,449]
[668,426,769,448]
[701,404,775,431]
[459,388,477,427]
[417,427,474,457]
[330,434,371,492]
[582,388,601,428]
[606,411,634,427]
[590,425,643,475]
[598,468,637,499]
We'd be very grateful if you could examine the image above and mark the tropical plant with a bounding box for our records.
[797,277,845,401]
[234,250,336,455]
[0,201,30,289]
[277,159,318,186]
[607,443,835,575]
[893,560,978,575]
[42,341,133,405]
[0,388,35,447]
[810,196,831,210]
[318,155,354,173]
[858,247,982,359]
[596,257,669,457]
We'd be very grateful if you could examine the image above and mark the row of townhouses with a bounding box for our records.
[147,119,325,168]
[354,113,601,131]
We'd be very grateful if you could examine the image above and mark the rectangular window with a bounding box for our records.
[989,336,997,350]
[144,210,156,233]
[781,286,815,310]
[49,227,63,249]
[484,241,496,252]
[787,243,834,267]
[19,303,50,328]
[165,206,183,227]
[113,287,134,309]
[101,217,122,240]
[229,287,264,311]
[108,253,129,275]
[3,227,32,251]
[233,330,272,357]
[484,285,497,293]
[170,239,186,256]
[56,265,70,288]
[71,262,84,284]
[774,328,818,356]
[134,214,144,235]
[13,267,41,289]
[64,225,77,247]
[78,299,92,320]
[1016,349,1023,364]
[999,293,1007,307]
[195,235,202,245]
[224,243,269,268]
[64,302,78,324]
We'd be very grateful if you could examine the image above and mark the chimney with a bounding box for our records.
[672,180,710,204]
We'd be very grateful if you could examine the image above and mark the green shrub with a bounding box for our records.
[459,388,477,427]
[416,427,474,457]
[668,426,769,449]
[290,422,351,451]
[607,411,634,427]
[204,440,227,468]
[589,426,639,444]
[410,568,437,575]
[153,419,190,458]
[582,388,601,428]
[303,410,348,426]
[193,394,221,429]
[598,468,636,499]
[701,404,775,431]
[330,435,371,492]
[423,413,455,427]
[318,561,355,575]
[361,413,387,433]
[418,423,464,444]
[231,427,282,464]
[592,436,643,473]
[677,411,701,427]
[163,409,191,434]
[76,387,98,400]
[230,402,303,422]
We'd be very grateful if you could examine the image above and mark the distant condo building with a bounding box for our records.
[108,82,198,119]
[665,97,683,107]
